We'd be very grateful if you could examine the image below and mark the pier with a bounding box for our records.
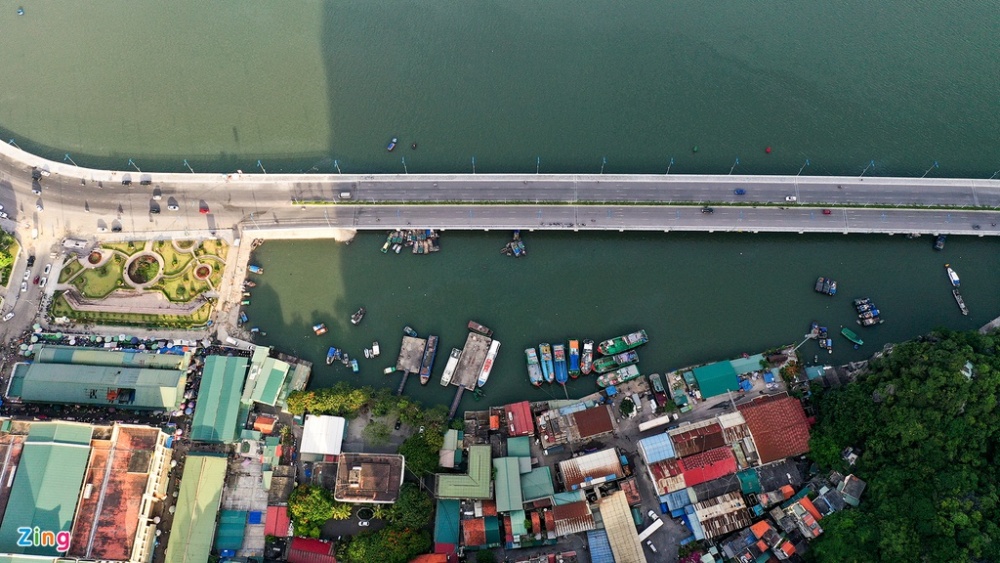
[446,332,492,420]
[395,335,426,396]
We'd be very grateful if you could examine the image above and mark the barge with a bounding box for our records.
[953,289,969,315]
[468,321,493,337]
[418,335,439,385]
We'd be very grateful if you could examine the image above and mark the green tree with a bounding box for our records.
[476,550,497,563]
[389,483,434,529]
[363,420,391,446]
[399,432,440,475]
[288,485,339,538]
[619,398,635,417]
[342,527,431,563]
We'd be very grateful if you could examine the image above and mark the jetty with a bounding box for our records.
[447,332,492,419]
[395,335,427,395]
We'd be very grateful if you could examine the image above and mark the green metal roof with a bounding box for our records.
[492,457,523,513]
[507,436,531,458]
[433,499,460,545]
[0,556,58,563]
[520,467,555,502]
[693,361,740,398]
[9,363,185,410]
[0,423,92,555]
[34,344,191,370]
[435,445,492,499]
[191,356,249,443]
[164,454,227,563]
[509,509,528,536]
[484,516,501,545]
[214,510,247,551]
[249,358,289,406]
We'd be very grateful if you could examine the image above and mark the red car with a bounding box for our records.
[32,276,39,285]
[822,209,832,215]
[199,205,209,215]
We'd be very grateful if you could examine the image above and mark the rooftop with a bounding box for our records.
[493,457,523,513]
[637,432,676,464]
[8,363,186,410]
[264,505,291,537]
[504,401,535,437]
[191,356,249,443]
[558,448,624,490]
[551,500,596,536]
[163,454,228,563]
[570,405,615,440]
[434,499,461,546]
[300,415,346,457]
[436,445,492,500]
[287,537,337,563]
[599,490,645,563]
[33,344,191,370]
[249,357,290,406]
[669,421,726,457]
[693,361,740,398]
[693,491,752,540]
[737,393,811,464]
[680,446,738,488]
[333,453,404,504]
[520,467,555,502]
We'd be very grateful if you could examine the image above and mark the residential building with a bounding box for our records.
[333,453,404,504]
[737,393,811,464]
[598,490,644,563]
[299,415,346,462]
[557,448,624,491]
[436,445,492,500]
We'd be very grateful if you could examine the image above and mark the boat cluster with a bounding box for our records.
[814,276,837,296]
[524,330,650,389]
[381,229,441,255]
[501,230,526,257]
[854,298,884,326]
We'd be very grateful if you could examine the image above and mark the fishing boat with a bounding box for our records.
[248,264,263,274]
[241,299,251,306]
[934,234,946,251]
[440,348,462,386]
[568,340,581,377]
[539,343,555,383]
[853,297,872,307]
[580,340,594,375]
[364,349,371,359]
[826,338,834,352]
[858,309,880,319]
[351,359,360,373]
[592,350,640,374]
[829,281,837,295]
[553,344,569,385]
[858,316,884,326]
[387,137,398,151]
[243,292,251,298]
[342,353,350,366]
[403,326,418,337]
[525,348,543,387]
[597,330,648,355]
[244,281,257,288]
[814,277,825,292]
[351,307,366,325]
[468,321,493,337]
[371,341,380,357]
[945,264,960,287]
[953,289,969,316]
[239,312,248,324]
[313,323,327,336]
[250,327,260,334]
[841,328,864,346]
[822,279,832,295]
[596,364,641,388]
[419,335,439,385]
[326,347,341,365]
[381,241,390,253]
[477,340,501,387]
[384,366,396,375]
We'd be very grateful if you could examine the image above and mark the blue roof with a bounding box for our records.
[665,489,692,512]
[805,366,826,380]
[434,500,461,545]
[638,432,676,463]
[586,529,615,563]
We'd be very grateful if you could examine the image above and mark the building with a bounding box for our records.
[570,405,615,441]
[433,499,461,554]
[557,448,625,491]
[265,506,291,538]
[504,401,535,437]
[7,364,186,411]
[164,454,228,563]
[191,356,249,443]
[333,453,404,504]
[680,447,738,488]
[598,490,644,563]
[637,432,676,464]
[286,537,337,563]
[692,491,752,541]
[436,445,492,500]
[520,467,556,504]
[493,457,523,513]
[0,422,93,556]
[551,501,596,537]
[837,474,867,507]
[299,415,346,461]
[737,393,811,464]
[669,420,726,458]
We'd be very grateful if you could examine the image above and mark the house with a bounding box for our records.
[737,393,811,464]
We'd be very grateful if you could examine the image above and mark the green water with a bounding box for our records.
[248,233,998,411]
[1,1,998,177]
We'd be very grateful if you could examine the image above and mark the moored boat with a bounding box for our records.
[387,137,398,151]
[953,289,969,316]
[829,281,837,295]
[313,323,327,336]
[580,340,594,375]
[477,340,501,387]
[841,328,864,346]
[384,366,396,375]
[419,335,439,385]
[934,234,946,251]
[539,343,555,383]
[468,321,493,337]
[351,307,366,326]
[525,348,543,387]
[248,264,263,274]
[814,277,825,292]
[597,330,649,355]
[351,359,360,373]
[372,341,380,357]
[592,350,640,374]
[553,344,568,385]
[858,316,884,326]
[403,326,418,337]
[853,297,872,307]
[945,264,960,287]
[326,347,341,365]
[822,279,832,294]
[596,365,641,388]
[441,348,462,386]
[568,340,581,378]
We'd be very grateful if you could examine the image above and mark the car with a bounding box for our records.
[43,264,50,275]
[199,205,209,214]
[26,256,35,267]
[358,521,370,527]
[418,425,425,434]
[822,209,832,215]
[31,169,42,180]
[394,419,402,430]
[35,203,43,212]
[646,540,658,553]
[785,195,797,202]
[167,204,180,211]
[647,509,659,520]
[734,188,746,195]
[150,207,160,214]
[0,204,4,211]
[0,212,8,219]
[32,276,39,285]
[2,312,13,322]
[701,207,714,214]
[972,224,981,230]
[23,271,30,281]
[31,185,41,195]
[20,282,27,293]
[111,225,122,233]
[39,277,46,288]
[98,226,108,233]
[153,189,162,201]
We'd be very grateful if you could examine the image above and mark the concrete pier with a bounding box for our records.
[451,332,492,391]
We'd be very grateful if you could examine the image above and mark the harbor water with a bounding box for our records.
[247,232,999,411]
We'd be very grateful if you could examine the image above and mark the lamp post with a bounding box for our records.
[64,154,78,167]
[729,157,739,175]
[183,160,194,174]
[797,159,810,176]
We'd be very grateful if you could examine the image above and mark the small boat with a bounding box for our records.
[858,316,884,326]
[553,344,568,385]
[596,365,641,388]
[387,137,398,151]
[468,321,493,337]
[248,264,263,274]
[814,277,825,292]
[351,307,366,326]
[477,340,501,387]
[17,8,25,16]
[525,348,543,387]
[580,340,594,375]
[953,289,969,316]
[858,310,880,319]
[381,241,390,253]
[856,303,875,312]
[241,299,251,306]
[440,348,462,386]
[243,292,251,297]
[403,325,418,337]
[351,359,360,373]
[326,347,340,365]
[592,350,640,374]
[841,328,864,346]
[853,297,872,307]
[239,312,248,324]
[822,279,832,295]
[244,281,257,288]
[539,343,555,383]
[568,340,581,378]
[826,338,834,352]
[419,335,439,385]
[597,330,649,355]
[313,323,328,336]
[829,281,837,295]
[364,349,371,359]
[384,366,396,375]
[934,234,946,251]
[393,244,402,254]
[342,353,350,366]
[372,341,380,357]
[945,264,960,287]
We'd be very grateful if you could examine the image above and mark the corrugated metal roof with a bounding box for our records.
[300,415,346,456]
[551,500,596,536]
[670,422,726,457]
[191,356,249,443]
[681,447,738,488]
[509,509,527,536]
[737,393,811,464]
[507,436,531,458]
[434,500,460,545]
[586,529,615,563]
[638,432,676,464]
[214,510,247,551]
[520,467,555,502]
[599,491,645,563]
[462,517,487,547]
[9,363,185,410]
[249,358,289,406]
[493,457,523,513]
[571,405,614,439]
[693,491,751,540]
[504,401,535,436]
[164,454,227,563]
[557,448,624,490]
[265,506,291,537]
[34,344,190,370]
[0,423,91,555]
[436,445,492,499]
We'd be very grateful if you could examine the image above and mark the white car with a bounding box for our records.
[20,282,27,293]
[647,510,659,520]
[167,204,179,211]
[98,226,108,233]
[2,312,13,322]
[22,271,30,281]
[39,277,47,288]
[646,540,658,553]
[785,196,797,202]
[0,212,8,219]
[0,204,4,210]
[35,203,43,212]
[43,264,51,275]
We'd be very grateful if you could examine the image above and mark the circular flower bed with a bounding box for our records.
[357,507,375,521]
[126,253,162,285]
[88,251,102,265]
[194,264,212,280]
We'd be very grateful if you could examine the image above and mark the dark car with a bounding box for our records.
[701,207,714,214]
[394,419,402,430]
[26,255,35,267]
[734,188,746,195]
[150,206,160,214]
[111,225,122,233]
[32,276,39,285]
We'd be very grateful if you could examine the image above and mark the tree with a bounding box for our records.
[363,420,391,445]
[619,398,635,417]
[399,432,440,475]
[342,527,431,563]
[389,483,434,529]
[476,550,497,563]
[288,485,337,538]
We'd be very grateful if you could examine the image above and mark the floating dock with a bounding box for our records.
[447,332,493,420]
[396,335,427,395]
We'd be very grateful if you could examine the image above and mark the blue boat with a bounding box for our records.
[553,344,569,385]
[248,264,263,274]
[239,312,248,324]
[326,347,341,365]
[568,340,581,378]
[539,343,555,383]
[387,137,398,151]
[351,359,360,373]
[419,335,439,385]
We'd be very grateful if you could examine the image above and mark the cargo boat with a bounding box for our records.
[597,330,649,355]
[841,328,864,346]
[477,340,501,387]
[596,364,641,388]
[539,343,555,383]
[468,321,493,337]
[351,307,366,326]
[592,350,639,374]
[553,344,568,385]
[351,359,360,373]
[953,289,969,316]
[580,340,594,375]
[525,348,543,387]
[419,335,439,385]
[945,264,960,287]
[326,347,341,365]
[568,340,581,378]
[440,348,462,386]
[313,323,327,336]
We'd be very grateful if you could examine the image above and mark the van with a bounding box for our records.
[339,191,353,200]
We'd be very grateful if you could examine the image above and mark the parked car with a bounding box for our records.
[394,419,402,430]
[647,509,659,520]
[43,264,51,275]
[2,312,13,322]
[35,203,43,212]
[153,188,162,200]
[785,195,797,202]
[646,540,658,553]
[822,209,832,215]
[23,271,30,281]
[734,188,746,195]
[32,276,39,285]
[26,255,34,267]
[167,204,180,211]
[39,277,47,288]
[0,212,8,219]
[199,204,209,214]
[20,282,27,293]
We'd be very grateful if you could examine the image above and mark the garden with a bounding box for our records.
[0,231,19,286]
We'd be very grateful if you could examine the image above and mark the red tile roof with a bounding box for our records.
[504,401,535,436]
[544,509,556,533]
[680,447,737,487]
[799,496,823,522]
[463,518,487,547]
[288,537,337,563]
[265,506,291,537]
[571,406,614,439]
[750,520,772,539]
[481,500,497,517]
[737,393,811,464]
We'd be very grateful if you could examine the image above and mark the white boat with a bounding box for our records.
[440,348,462,387]
[945,264,960,287]
[364,349,371,359]
[372,341,380,357]
[477,340,501,387]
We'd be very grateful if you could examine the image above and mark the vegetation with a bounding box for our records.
[399,430,444,475]
[58,259,84,283]
[288,485,353,538]
[620,397,635,417]
[387,484,434,530]
[0,231,18,286]
[340,527,431,563]
[50,293,212,328]
[126,254,161,284]
[71,254,126,298]
[362,420,391,445]
[808,330,1000,563]
[476,550,497,563]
